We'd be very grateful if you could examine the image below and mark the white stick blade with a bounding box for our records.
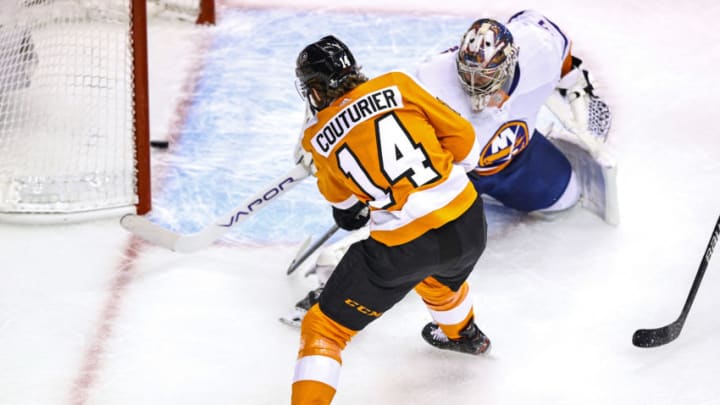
[120,214,182,251]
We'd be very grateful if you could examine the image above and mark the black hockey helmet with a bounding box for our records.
[295,35,358,99]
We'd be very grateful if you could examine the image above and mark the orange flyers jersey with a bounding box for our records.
[301,71,480,246]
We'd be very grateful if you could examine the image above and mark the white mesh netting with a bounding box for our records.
[0,0,206,221]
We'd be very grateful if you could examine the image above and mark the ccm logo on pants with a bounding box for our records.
[344,299,382,318]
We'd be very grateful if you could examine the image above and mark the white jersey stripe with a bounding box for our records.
[293,355,342,389]
[457,136,481,173]
[427,291,474,325]
[369,164,469,232]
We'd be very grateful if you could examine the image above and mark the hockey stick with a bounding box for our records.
[150,140,170,149]
[286,223,340,275]
[632,214,720,348]
[120,164,311,253]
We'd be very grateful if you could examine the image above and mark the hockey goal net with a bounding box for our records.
[0,0,214,223]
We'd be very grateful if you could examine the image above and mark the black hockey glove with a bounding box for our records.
[332,201,370,231]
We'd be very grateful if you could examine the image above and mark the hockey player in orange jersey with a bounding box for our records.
[282,10,617,330]
[291,35,489,404]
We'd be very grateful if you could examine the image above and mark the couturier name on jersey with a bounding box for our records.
[311,85,403,157]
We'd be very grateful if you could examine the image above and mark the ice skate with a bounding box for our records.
[279,287,323,327]
[421,320,491,355]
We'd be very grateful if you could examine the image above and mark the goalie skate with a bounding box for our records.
[278,287,323,327]
[278,307,307,328]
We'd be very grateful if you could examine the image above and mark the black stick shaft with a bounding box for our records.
[676,214,720,326]
[632,214,720,347]
[286,224,340,275]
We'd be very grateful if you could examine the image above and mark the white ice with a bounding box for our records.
[1,1,719,404]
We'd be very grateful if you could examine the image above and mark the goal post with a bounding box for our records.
[133,0,153,217]
[0,0,213,224]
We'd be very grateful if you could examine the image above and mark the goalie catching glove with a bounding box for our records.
[555,56,612,142]
[557,56,595,101]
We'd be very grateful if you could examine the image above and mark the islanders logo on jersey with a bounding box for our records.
[476,120,530,175]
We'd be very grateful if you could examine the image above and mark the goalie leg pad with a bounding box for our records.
[311,227,369,284]
[549,137,619,225]
[281,228,368,328]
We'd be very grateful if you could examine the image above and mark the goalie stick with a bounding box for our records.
[286,223,340,275]
[120,164,311,253]
[632,214,720,348]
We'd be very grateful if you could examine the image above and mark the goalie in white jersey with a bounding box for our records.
[422,10,583,212]
[282,10,615,327]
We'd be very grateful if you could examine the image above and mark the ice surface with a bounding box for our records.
[1,1,719,404]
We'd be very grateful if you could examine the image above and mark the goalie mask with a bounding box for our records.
[295,35,359,112]
[456,18,518,111]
